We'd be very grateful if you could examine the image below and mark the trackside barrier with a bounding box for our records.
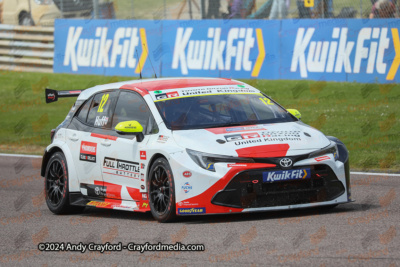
[46,18,400,83]
[0,24,54,73]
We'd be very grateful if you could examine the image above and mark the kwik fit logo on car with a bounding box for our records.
[263,168,311,182]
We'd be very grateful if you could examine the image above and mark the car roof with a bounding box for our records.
[77,77,251,101]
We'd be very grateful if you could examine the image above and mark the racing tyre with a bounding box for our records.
[45,152,83,214]
[148,158,176,223]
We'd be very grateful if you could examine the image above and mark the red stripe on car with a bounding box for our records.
[235,144,290,158]
[90,133,117,140]
[315,156,330,162]
[206,125,265,134]
[124,78,241,92]
[120,84,149,96]
[178,164,274,214]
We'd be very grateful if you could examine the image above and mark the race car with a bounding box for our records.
[41,77,352,222]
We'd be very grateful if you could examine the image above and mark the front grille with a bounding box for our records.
[211,165,345,208]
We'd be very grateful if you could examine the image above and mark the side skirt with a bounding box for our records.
[69,192,150,212]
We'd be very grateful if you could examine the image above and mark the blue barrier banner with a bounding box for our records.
[161,20,280,79]
[54,19,162,77]
[53,18,400,83]
[281,19,400,83]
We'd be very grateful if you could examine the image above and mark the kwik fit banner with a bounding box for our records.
[53,19,162,76]
[54,19,400,83]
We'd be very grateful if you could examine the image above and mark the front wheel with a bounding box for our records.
[148,158,176,223]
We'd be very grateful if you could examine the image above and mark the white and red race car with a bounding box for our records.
[41,78,352,222]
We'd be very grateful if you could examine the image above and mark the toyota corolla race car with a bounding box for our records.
[41,78,351,222]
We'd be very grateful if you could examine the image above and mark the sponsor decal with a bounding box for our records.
[261,130,302,142]
[155,93,168,100]
[157,135,169,143]
[140,151,147,160]
[183,171,192,178]
[80,141,97,163]
[140,163,145,169]
[82,184,116,198]
[181,182,192,193]
[181,88,212,96]
[177,201,199,207]
[94,116,109,127]
[87,201,111,207]
[242,132,261,139]
[166,91,179,98]
[226,126,263,132]
[111,204,134,210]
[263,168,311,182]
[155,91,179,100]
[206,163,215,171]
[225,134,243,142]
[177,207,206,214]
[315,156,330,162]
[141,193,148,200]
[103,157,139,178]
[47,93,55,100]
[141,185,145,190]
[94,186,106,196]
[142,202,149,208]
[172,27,265,77]
[228,163,248,167]
[261,131,301,138]
[225,132,260,142]
[62,26,148,73]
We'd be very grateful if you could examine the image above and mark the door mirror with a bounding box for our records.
[115,121,144,142]
[115,121,143,134]
[287,109,301,120]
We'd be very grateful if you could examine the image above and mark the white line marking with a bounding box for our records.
[350,171,400,177]
[0,153,42,158]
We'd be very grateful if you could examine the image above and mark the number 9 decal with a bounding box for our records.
[98,94,109,113]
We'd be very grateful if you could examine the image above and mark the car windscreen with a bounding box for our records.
[154,93,296,130]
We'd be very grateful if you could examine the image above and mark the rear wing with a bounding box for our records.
[45,88,83,104]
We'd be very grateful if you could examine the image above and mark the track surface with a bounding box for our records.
[0,155,399,266]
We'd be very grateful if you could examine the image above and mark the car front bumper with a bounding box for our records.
[170,151,351,216]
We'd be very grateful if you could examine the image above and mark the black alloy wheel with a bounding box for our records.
[46,159,66,206]
[45,152,83,214]
[148,158,176,222]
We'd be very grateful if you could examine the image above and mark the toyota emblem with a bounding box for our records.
[279,158,292,168]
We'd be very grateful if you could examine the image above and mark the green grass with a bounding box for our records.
[0,71,399,171]
[114,0,183,19]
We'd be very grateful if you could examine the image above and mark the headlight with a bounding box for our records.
[186,149,255,172]
[309,141,339,161]
[34,0,54,5]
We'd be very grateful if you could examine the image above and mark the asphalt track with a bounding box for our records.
[0,154,399,266]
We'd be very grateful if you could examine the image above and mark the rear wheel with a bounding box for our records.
[148,158,176,223]
[45,152,84,214]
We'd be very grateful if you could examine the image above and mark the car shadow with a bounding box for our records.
[65,200,380,224]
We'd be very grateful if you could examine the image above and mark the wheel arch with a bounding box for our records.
[41,143,80,192]
[146,153,168,182]
[41,146,63,177]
